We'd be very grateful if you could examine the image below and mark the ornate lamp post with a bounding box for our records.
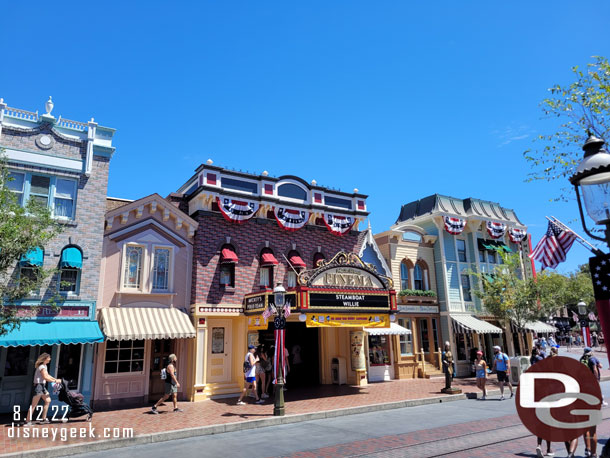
[569,134,610,351]
[272,283,287,417]
[577,301,591,347]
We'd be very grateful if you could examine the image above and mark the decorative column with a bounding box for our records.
[85,118,97,177]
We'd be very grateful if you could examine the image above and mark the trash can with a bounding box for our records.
[509,356,530,385]
[331,357,347,385]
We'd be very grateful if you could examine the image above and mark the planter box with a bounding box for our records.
[398,295,438,305]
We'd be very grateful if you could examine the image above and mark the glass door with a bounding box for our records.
[419,319,430,354]
[0,346,34,413]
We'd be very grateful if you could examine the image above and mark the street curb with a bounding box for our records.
[5,377,610,458]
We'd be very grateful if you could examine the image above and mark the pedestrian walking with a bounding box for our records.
[151,353,182,414]
[592,332,599,349]
[256,347,271,399]
[237,345,263,405]
[581,347,603,457]
[530,348,553,457]
[474,351,488,400]
[491,345,513,400]
[567,333,573,351]
[24,353,61,425]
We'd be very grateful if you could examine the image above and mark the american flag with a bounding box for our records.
[283,299,291,318]
[589,312,597,322]
[529,221,577,270]
[262,307,272,320]
[572,311,579,323]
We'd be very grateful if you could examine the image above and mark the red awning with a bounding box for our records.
[221,247,238,264]
[261,252,279,266]
[289,254,306,268]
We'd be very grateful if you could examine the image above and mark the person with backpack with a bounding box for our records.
[492,345,513,400]
[237,345,263,405]
[581,347,603,458]
[151,353,182,414]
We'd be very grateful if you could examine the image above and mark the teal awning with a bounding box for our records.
[477,240,512,253]
[60,247,83,269]
[0,320,104,347]
[20,247,44,267]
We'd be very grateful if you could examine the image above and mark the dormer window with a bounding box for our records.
[259,248,278,288]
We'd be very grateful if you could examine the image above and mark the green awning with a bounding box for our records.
[477,240,512,253]
[60,247,83,269]
[20,247,44,267]
[495,242,512,253]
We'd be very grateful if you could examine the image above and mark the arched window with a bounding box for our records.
[277,183,307,201]
[287,250,306,288]
[413,264,423,290]
[400,262,409,290]
[219,244,237,287]
[402,231,422,243]
[313,252,325,268]
[59,246,82,295]
[259,248,278,288]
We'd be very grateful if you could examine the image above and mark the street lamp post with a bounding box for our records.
[570,133,610,352]
[577,300,591,347]
[272,283,287,417]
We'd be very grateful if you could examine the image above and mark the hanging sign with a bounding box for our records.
[324,213,355,235]
[274,206,309,231]
[247,314,270,331]
[486,221,507,239]
[217,196,260,223]
[509,227,527,243]
[443,216,466,235]
[306,313,390,328]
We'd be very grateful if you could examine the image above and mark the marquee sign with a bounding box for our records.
[306,313,390,328]
[274,206,309,231]
[217,196,260,223]
[309,292,390,309]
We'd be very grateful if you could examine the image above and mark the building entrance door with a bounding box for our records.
[419,318,430,355]
[207,320,232,383]
[149,339,173,400]
[0,346,33,413]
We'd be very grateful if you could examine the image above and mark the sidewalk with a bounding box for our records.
[0,375,520,457]
[4,367,609,458]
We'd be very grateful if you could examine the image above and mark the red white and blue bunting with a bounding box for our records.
[508,227,527,244]
[274,206,309,232]
[443,216,466,235]
[324,213,355,236]
[486,221,507,239]
[217,196,260,224]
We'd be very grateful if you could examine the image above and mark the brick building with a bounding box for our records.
[175,162,399,400]
[0,97,115,410]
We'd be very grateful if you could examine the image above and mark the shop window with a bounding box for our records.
[400,262,409,290]
[260,267,273,288]
[104,340,145,374]
[56,344,82,391]
[368,335,391,366]
[59,268,80,294]
[461,273,472,301]
[488,250,497,264]
[398,318,413,356]
[220,263,235,287]
[457,239,467,263]
[122,245,143,289]
[152,247,171,291]
[414,265,423,290]
[3,347,30,376]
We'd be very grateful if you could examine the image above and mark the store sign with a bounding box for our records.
[244,294,266,312]
[247,315,270,331]
[310,267,384,289]
[306,313,390,328]
[7,304,91,320]
[398,305,439,314]
[309,292,389,309]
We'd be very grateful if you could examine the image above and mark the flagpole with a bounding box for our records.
[546,216,601,255]
[281,253,300,275]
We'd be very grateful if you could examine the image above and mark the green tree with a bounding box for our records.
[0,151,62,336]
[524,56,610,190]
[471,252,543,329]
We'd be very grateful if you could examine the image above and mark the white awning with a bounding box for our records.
[523,321,557,333]
[100,307,196,341]
[451,315,503,334]
[365,322,412,336]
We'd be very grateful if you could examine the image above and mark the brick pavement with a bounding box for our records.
[0,375,505,456]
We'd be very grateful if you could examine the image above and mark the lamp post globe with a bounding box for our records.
[273,283,286,311]
[578,300,588,316]
[570,134,610,246]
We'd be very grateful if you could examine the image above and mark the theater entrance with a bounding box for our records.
[258,322,320,387]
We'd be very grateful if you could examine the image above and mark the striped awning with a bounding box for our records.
[511,320,557,334]
[100,307,196,341]
[451,315,503,334]
[365,322,412,336]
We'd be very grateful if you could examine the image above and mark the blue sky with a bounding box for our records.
[2,2,610,273]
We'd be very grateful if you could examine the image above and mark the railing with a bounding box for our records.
[56,116,87,131]
[3,106,38,121]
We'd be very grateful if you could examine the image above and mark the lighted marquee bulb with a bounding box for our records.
[299,313,307,322]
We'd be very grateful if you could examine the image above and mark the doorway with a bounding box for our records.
[0,346,32,413]
[149,339,173,400]
[207,320,233,383]
[419,318,430,354]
